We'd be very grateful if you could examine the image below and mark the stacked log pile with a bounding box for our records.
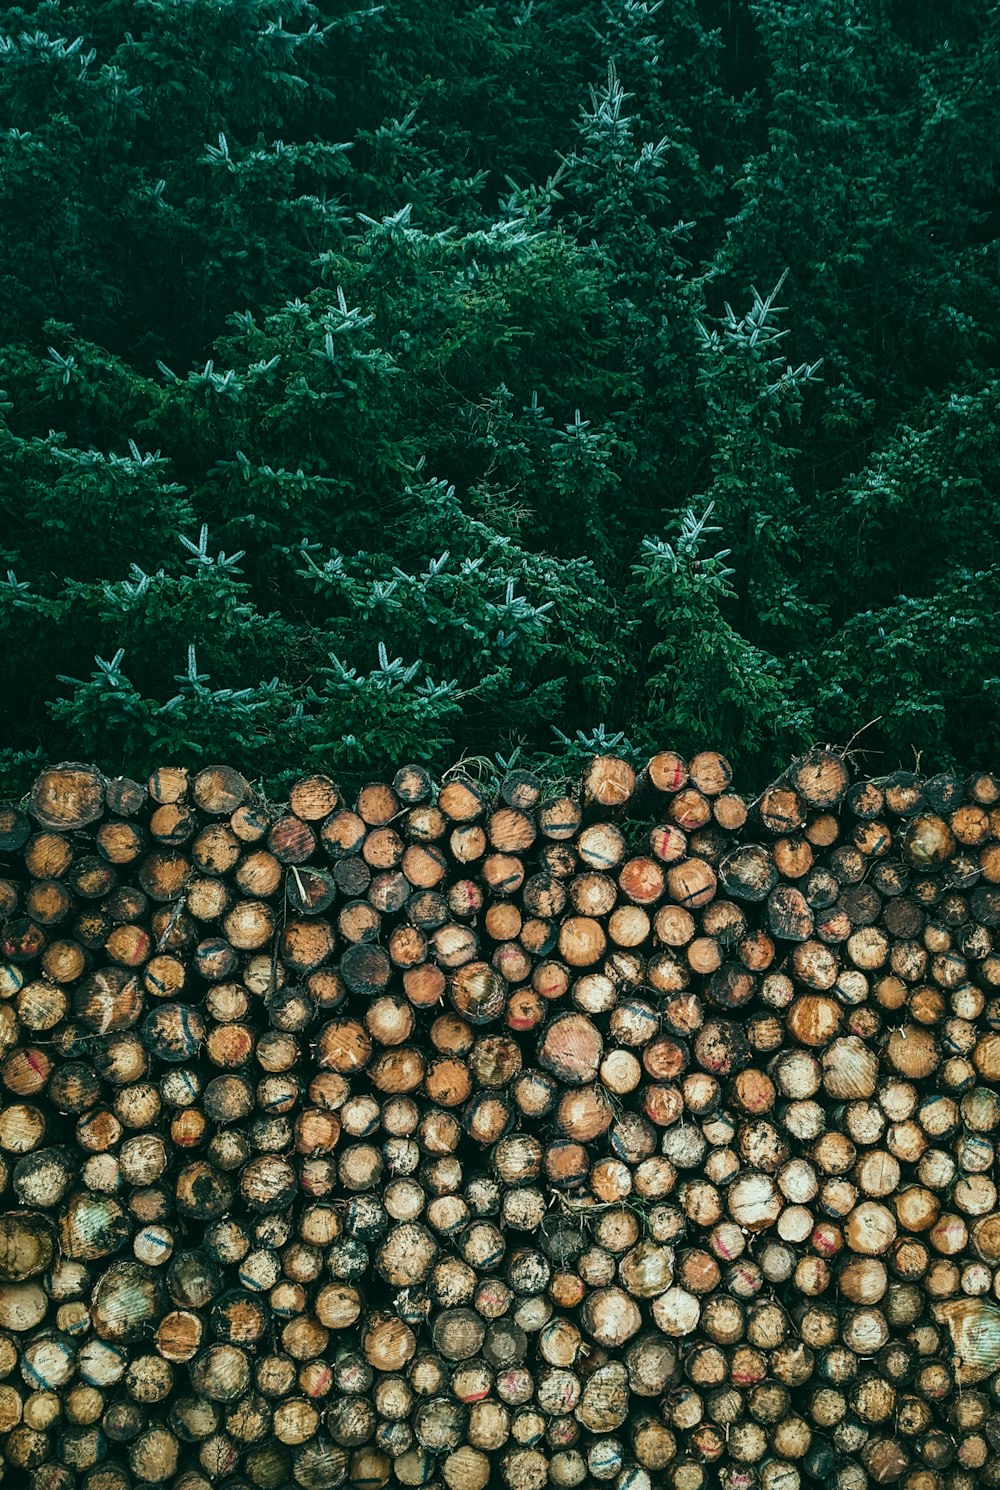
[0,750,999,1490]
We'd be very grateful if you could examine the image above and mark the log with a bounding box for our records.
[30,766,106,831]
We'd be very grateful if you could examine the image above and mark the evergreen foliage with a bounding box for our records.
[1,0,997,790]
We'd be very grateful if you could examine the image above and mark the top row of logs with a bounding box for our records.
[13,745,997,842]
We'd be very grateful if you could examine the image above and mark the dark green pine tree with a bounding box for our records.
[0,0,997,792]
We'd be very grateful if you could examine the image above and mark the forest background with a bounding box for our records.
[1,0,998,794]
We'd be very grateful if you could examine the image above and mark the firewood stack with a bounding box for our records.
[0,749,999,1490]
